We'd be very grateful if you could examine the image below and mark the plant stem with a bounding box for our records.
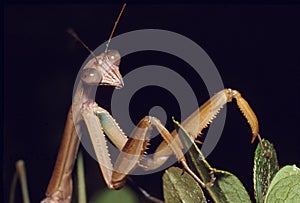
[9,170,18,203]
[77,150,87,203]
[15,160,31,203]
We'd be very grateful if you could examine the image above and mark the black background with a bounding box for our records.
[4,4,300,202]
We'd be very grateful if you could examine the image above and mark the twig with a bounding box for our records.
[15,160,31,203]
[77,150,87,203]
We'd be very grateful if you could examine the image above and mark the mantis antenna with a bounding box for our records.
[67,28,100,64]
[105,3,126,53]
[67,3,126,64]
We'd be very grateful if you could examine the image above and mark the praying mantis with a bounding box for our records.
[41,4,265,203]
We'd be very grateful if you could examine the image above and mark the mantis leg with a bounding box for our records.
[110,115,207,188]
[142,88,263,171]
[42,108,79,203]
[81,102,206,188]
[81,88,262,189]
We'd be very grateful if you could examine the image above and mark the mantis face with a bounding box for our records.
[81,49,124,89]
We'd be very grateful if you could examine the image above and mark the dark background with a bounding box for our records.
[4,4,300,202]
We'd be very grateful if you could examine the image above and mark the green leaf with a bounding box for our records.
[213,170,252,203]
[163,167,206,203]
[265,165,300,203]
[89,186,139,203]
[253,139,279,203]
[173,119,251,203]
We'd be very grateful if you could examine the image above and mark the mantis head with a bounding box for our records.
[68,4,126,90]
[81,49,124,89]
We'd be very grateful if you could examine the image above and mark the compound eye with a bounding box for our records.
[106,50,121,65]
[81,68,102,84]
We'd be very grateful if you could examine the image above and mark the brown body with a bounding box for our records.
[41,4,262,202]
